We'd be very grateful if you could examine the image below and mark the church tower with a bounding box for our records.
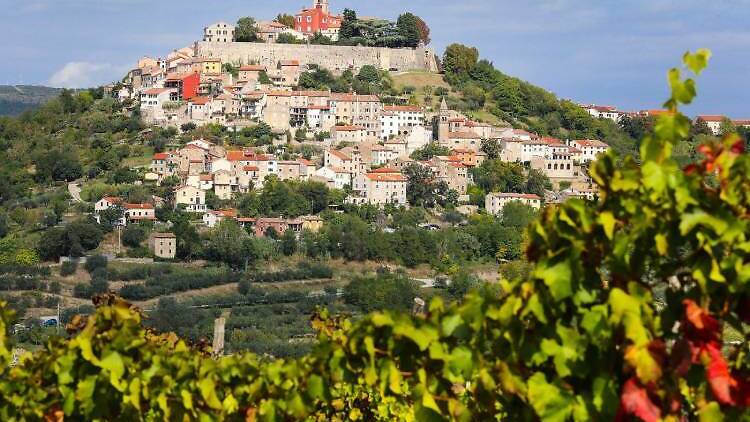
[314,0,329,14]
[438,97,450,142]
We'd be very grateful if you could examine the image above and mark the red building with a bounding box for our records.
[294,0,342,35]
[164,72,200,101]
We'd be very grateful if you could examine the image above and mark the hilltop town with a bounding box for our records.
[90,0,634,241]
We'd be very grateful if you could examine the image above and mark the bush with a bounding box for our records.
[118,267,240,300]
[122,225,147,248]
[84,255,108,273]
[72,283,91,299]
[48,282,62,295]
[59,261,77,276]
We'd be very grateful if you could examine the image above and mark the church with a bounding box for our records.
[294,0,343,40]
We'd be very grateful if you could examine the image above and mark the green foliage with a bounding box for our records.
[37,219,104,259]
[234,17,259,42]
[84,254,108,273]
[403,163,457,208]
[59,260,77,276]
[409,142,451,160]
[275,33,303,44]
[2,50,748,421]
[121,225,147,248]
[274,13,295,28]
[344,269,419,312]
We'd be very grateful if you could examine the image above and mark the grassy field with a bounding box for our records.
[390,71,451,91]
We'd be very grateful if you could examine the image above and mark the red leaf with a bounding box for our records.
[704,342,736,406]
[620,378,662,422]
[682,300,721,344]
[735,376,750,407]
[731,140,745,154]
[697,144,714,158]
[684,164,700,175]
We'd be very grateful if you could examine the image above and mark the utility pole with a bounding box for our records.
[212,317,225,358]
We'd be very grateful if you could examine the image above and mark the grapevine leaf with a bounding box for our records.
[527,372,574,422]
[619,378,660,422]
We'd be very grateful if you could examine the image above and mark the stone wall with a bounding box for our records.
[194,41,439,74]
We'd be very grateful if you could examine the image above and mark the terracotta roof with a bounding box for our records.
[330,93,380,102]
[153,232,176,239]
[369,167,400,174]
[327,166,350,174]
[366,173,407,182]
[239,65,266,71]
[102,196,122,204]
[383,105,422,113]
[328,149,351,161]
[334,125,365,132]
[166,72,197,81]
[733,119,750,126]
[199,174,213,181]
[448,131,481,139]
[226,150,256,162]
[243,165,260,171]
[280,60,300,66]
[573,139,609,148]
[491,193,541,200]
[210,209,237,218]
[190,96,211,106]
[153,153,170,160]
[143,88,171,95]
[697,115,727,122]
[292,90,330,97]
[298,159,314,166]
[124,203,154,210]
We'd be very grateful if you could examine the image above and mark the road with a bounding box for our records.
[68,182,83,202]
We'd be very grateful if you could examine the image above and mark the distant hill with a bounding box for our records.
[0,85,61,116]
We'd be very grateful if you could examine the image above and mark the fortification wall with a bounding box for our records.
[194,41,439,74]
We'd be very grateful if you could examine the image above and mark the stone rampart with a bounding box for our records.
[194,41,438,74]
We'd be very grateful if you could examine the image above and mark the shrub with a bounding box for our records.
[122,225,147,248]
[84,255,108,273]
[59,261,77,276]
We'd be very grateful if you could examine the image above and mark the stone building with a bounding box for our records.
[150,233,177,259]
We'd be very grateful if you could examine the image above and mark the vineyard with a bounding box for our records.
[2,51,750,420]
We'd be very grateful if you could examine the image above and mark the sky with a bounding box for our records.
[1,0,748,117]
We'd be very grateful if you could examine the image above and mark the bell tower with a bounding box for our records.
[314,0,329,14]
[438,97,450,142]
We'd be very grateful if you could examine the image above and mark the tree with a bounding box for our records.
[415,16,431,45]
[276,33,302,44]
[442,44,479,78]
[480,139,502,159]
[235,17,259,42]
[357,65,380,84]
[500,201,537,228]
[275,13,295,28]
[37,219,104,259]
[180,122,197,132]
[98,205,124,231]
[470,159,525,193]
[338,9,358,40]
[258,71,271,85]
[122,225,147,248]
[343,270,418,312]
[403,163,455,208]
[84,254,108,273]
[525,169,551,197]
[34,150,83,182]
[396,13,421,48]
[0,214,7,239]
[409,143,451,161]
[204,219,250,269]
[280,229,297,256]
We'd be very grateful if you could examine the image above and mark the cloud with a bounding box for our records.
[47,62,122,88]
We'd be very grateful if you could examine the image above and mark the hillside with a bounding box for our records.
[0,85,61,116]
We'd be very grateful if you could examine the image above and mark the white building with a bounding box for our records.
[175,185,207,213]
[582,104,625,122]
[204,22,235,43]
[696,115,726,136]
[348,168,407,206]
[485,193,542,216]
[380,105,424,140]
[569,139,609,163]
